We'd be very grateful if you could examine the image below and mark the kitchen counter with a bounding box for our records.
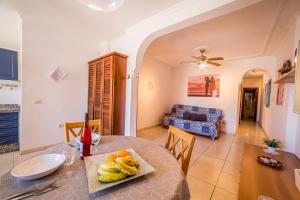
[0,104,20,113]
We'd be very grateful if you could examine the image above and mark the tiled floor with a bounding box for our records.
[137,120,266,200]
[0,120,266,200]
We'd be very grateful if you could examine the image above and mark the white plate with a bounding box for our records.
[11,154,65,180]
[84,148,155,194]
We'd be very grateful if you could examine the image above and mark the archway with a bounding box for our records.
[113,0,262,136]
[237,68,269,126]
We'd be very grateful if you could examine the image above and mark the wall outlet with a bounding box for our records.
[58,124,64,128]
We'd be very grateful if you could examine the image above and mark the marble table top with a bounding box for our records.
[0,136,190,200]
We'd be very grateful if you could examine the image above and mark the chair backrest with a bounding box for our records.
[64,119,101,142]
[165,125,195,175]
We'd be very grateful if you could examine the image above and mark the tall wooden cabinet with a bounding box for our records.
[88,52,127,135]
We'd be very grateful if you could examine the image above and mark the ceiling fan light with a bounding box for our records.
[78,0,124,11]
[198,63,207,69]
[87,4,103,10]
[249,70,256,75]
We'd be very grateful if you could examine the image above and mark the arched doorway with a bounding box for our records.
[110,0,261,136]
[238,69,268,124]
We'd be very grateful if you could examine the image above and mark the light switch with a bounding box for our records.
[33,99,43,104]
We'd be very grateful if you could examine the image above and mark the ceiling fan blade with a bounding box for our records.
[191,56,200,60]
[207,61,221,67]
[208,57,224,61]
[180,61,197,64]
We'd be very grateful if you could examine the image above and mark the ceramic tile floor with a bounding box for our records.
[0,120,266,200]
[137,120,266,200]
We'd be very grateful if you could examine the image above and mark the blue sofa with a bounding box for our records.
[163,104,223,140]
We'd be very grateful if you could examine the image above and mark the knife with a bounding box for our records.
[11,184,61,200]
[3,181,56,200]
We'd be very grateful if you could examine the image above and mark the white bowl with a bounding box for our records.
[11,154,65,180]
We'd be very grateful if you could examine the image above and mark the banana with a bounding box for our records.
[116,156,139,167]
[115,161,138,176]
[98,167,113,175]
[99,163,119,172]
[98,171,127,183]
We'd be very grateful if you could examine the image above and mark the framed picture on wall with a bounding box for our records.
[294,40,300,113]
[276,84,284,105]
[264,79,271,107]
[187,74,220,97]
[293,47,298,67]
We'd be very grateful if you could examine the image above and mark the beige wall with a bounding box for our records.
[19,16,101,152]
[260,16,300,156]
[137,57,172,129]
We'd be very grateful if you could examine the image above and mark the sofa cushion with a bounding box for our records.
[184,122,190,129]
[191,113,207,122]
[171,104,223,123]
[183,112,191,120]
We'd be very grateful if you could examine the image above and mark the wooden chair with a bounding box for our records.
[165,126,195,175]
[64,119,101,142]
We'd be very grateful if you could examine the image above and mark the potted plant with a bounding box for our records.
[263,138,281,154]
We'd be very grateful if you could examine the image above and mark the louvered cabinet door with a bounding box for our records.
[88,63,96,120]
[94,60,103,124]
[102,56,113,135]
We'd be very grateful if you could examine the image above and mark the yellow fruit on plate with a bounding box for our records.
[99,163,119,172]
[98,171,127,183]
[115,161,138,176]
[116,156,139,167]
[97,150,139,184]
[98,167,112,175]
[107,154,117,162]
[117,150,129,157]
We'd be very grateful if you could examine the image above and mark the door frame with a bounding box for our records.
[240,87,259,121]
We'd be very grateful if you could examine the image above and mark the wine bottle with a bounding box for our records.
[80,113,92,160]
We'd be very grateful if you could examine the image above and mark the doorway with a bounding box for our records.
[241,88,258,121]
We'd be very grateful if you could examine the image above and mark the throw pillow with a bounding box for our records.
[191,113,207,122]
[183,112,191,120]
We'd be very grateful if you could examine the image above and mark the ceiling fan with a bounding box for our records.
[180,47,224,67]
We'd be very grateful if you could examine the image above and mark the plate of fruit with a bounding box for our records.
[84,148,155,194]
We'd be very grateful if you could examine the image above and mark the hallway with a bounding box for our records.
[137,121,267,200]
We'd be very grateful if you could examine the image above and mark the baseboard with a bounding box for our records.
[137,123,161,132]
[20,143,58,155]
[258,123,269,138]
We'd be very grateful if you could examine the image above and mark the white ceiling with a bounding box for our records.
[3,0,182,42]
[145,0,286,67]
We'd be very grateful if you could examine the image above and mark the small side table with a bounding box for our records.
[162,113,174,128]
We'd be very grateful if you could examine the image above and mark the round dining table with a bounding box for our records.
[0,136,190,200]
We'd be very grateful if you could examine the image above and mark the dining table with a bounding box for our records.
[0,136,190,200]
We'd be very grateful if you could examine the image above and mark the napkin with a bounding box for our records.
[73,133,101,149]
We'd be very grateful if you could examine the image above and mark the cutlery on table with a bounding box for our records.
[12,184,61,200]
[3,181,59,200]
[67,143,76,148]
